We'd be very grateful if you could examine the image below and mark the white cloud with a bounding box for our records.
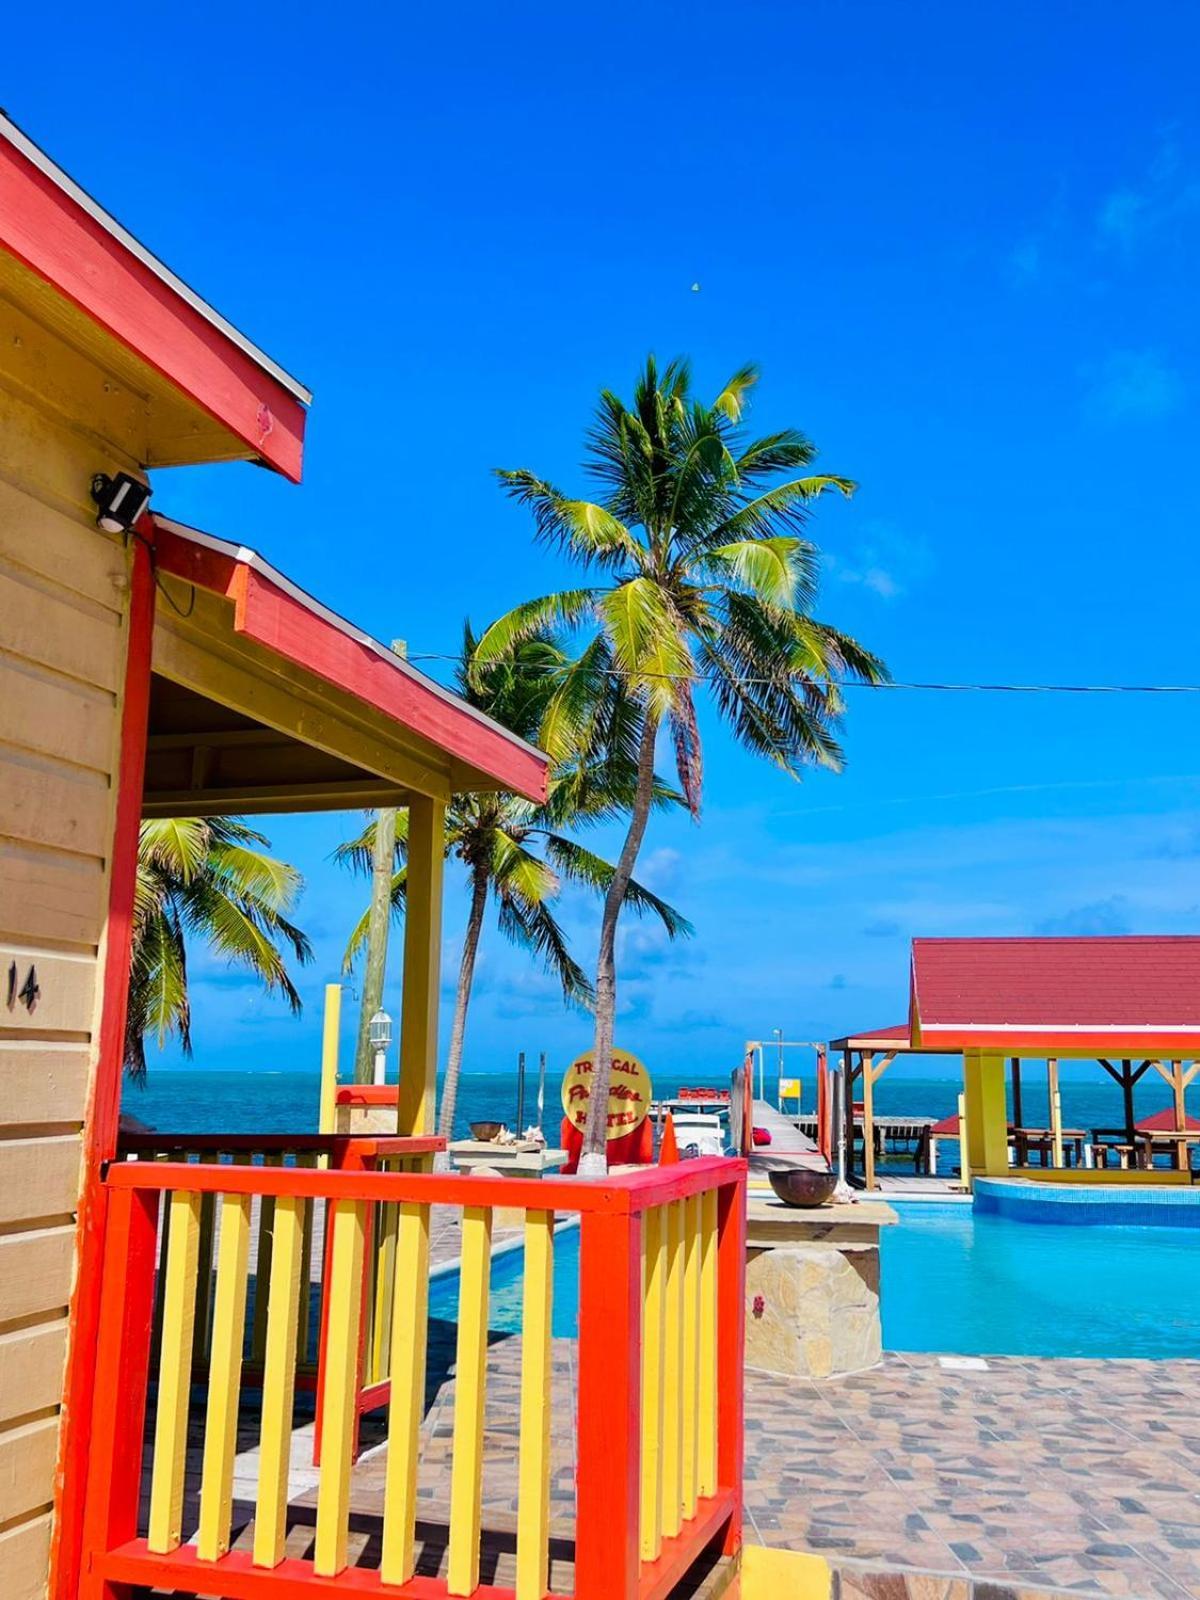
[1085,349,1183,422]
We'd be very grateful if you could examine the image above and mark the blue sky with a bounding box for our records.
[13,1,1200,1080]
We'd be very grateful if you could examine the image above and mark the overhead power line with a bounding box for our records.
[405,653,1200,696]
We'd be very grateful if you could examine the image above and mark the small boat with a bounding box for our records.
[669,1110,727,1158]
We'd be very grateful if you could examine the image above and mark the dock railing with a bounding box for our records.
[79,1153,746,1600]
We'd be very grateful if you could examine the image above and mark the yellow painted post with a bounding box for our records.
[314,1199,367,1577]
[640,1204,666,1562]
[297,1158,316,1366]
[397,795,446,1137]
[957,1090,971,1193]
[372,1194,399,1384]
[681,1193,701,1521]
[147,1189,202,1553]
[254,1195,306,1568]
[697,1187,718,1499]
[319,983,342,1155]
[448,1205,493,1596]
[963,1051,1008,1177]
[381,1200,432,1585]
[661,1199,685,1540]
[193,1153,219,1364]
[196,1193,252,1561]
[252,1155,281,1363]
[516,1211,554,1600]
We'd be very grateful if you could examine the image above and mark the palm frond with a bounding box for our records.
[543,836,693,939]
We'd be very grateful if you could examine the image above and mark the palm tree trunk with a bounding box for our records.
[437,864,489,1142]
[580,713,659,1173]
[354,806,398,1082]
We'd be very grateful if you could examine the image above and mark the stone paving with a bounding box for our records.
[138,1309,1200,1599]
[742,1352,1200,1600]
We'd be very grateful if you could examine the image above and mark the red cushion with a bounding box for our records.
[751,1126,772,1147]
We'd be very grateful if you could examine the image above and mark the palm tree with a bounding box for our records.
[337,627,689,1143]
[476,357,887,1171]
[125,817,313,1079]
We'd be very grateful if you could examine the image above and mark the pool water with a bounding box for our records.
[882,1202,1200,1359]
[429,1204,1200,1359]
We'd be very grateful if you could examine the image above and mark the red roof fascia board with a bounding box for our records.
[910,936,1200,1051]
[0,135,307,481]
[153,521,549,802]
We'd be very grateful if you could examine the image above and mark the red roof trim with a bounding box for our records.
[0,124,307,481]
[153,519,549,803]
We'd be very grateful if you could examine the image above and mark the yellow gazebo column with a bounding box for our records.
[963,1050,1008,1177]
[396,794,447,1139]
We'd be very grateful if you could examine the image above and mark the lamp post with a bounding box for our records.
[368,1009,392,1086]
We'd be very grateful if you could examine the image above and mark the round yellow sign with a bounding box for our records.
[561,1046,651,1140]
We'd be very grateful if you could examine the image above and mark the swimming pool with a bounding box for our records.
[429,1202,1200,1359]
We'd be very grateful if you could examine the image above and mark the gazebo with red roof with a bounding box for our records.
[832,936,1200,1190]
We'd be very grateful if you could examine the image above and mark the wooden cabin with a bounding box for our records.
[0,117,747,1600]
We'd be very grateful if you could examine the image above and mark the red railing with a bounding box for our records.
[78,1153,746,1600]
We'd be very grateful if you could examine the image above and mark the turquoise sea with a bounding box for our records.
[124,1067,1183,1149]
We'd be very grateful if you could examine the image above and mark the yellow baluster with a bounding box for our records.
[661,1199,685,1539]
[193,1153,219,1363]
[147,1189,202,1553]
[698,1187,719,1498]
[297,1161,316,1367]
[254,1194,306,1567]
[448,1205,492,1596]
[381,1200,432,1585]
[251,1153,281,1363]
[314,1199,366,1577]
[681,1193,701,1521]
[640,1204,666,1562]
[516,1211,554,1600]
[196,1193,252,1560]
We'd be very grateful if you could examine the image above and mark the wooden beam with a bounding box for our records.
[152,601,452,800]
[142,780,411,819]
[154,530,548,801]
[861,1052,876,1191]
[396,796,445,1138]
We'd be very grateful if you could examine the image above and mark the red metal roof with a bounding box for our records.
[910,936,1200,1054]
[1136,1107,1200,1132]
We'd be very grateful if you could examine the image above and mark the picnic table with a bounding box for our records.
[1010,1125,1089,1167]
[1135,1127,1200,1172]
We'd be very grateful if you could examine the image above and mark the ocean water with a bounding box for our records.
[124,1066,1183,1147]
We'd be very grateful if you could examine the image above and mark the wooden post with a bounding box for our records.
[1122,1058,1135,1146]
[862,1052,876,1192]
[1010,1057,1023,1129]
[319,984,341,1145]
[576,1209,642,1600]
[1047,1058,1063,1168]
[957,1091,971,1192]
[840,1049,853,1183]
[78,1187,160,1600]
[396,795,446,1138]
[715,1179,746,1558]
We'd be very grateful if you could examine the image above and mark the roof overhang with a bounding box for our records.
[0,114,309,480]
[146,517,548,814]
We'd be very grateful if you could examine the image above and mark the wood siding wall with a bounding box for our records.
[0,380,134,1600]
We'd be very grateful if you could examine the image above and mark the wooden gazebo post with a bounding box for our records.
[395,795,447,1140]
